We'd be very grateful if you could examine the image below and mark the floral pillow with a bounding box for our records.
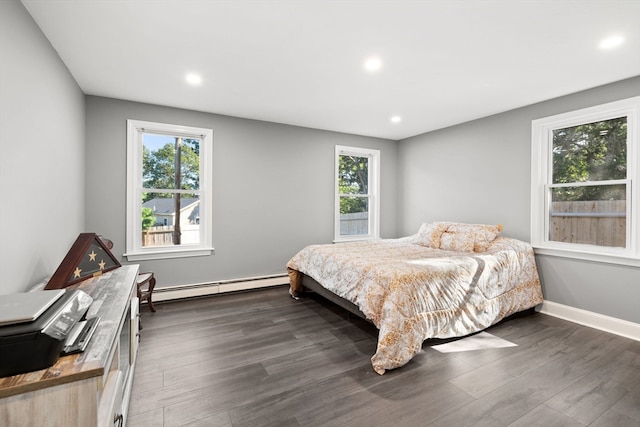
[415,222,451,248]
[439,231,474,252]
[439,223,503,252]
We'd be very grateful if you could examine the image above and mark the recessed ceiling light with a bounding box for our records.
[185,73,202,85]
[364,57,382,72]
[599,35,624,50]
[390,115,402,124]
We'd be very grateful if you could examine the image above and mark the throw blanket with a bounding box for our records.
[287,237,543,374]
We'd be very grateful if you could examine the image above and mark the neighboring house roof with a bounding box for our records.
[142,197,199,215]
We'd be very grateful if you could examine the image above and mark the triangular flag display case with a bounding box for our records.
[44,233,121,290]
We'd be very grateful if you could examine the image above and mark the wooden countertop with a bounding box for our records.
[0,265,139,398]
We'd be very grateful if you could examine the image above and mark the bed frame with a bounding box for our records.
[301,274,368,320]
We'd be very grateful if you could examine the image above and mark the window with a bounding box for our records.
[334,145,380,241]
[531,97,639,265]
[125,120,213,260]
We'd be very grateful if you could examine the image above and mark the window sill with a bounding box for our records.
[124,247,214,261]
[533,246,639,267]
[333,236,380,243]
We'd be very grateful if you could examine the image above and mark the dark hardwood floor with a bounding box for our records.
[127,286,639,427]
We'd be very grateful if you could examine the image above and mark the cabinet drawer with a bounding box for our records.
[98,370,123,427]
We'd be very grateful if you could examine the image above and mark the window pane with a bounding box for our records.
[549,184,626,248]
[340,196,369,236]
[143,135,200,190]
[141,195,200,247]
[552,117,627,184]
[179,138,200,190]
[339,155,368,195]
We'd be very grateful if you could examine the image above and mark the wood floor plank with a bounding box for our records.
[608,383,640,422]
[126,406,164,427]
[589,409,639,427]
[507,405,585,427]
[544,349,640,425]
[448,336,571,399]
[434,360,585,427]
[127,285,640,427]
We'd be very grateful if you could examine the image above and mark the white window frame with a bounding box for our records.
[531,97,639,266]
[334,145,380,242]
[125,119,213,261]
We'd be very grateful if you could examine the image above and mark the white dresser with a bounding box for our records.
[0,265,140,427]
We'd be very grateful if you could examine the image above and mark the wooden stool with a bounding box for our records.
[136,272,157,313]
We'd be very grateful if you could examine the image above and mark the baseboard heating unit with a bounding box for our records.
[151,274,289,303]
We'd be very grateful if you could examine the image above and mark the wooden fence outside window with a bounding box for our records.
[550,200,626,248]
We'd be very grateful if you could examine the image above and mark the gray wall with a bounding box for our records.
[85,96,398,287]
[398,77,640,323]
[0,0,85,294]
[2,0,637,326]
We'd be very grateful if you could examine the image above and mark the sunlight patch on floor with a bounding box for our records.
[431,332,517,353]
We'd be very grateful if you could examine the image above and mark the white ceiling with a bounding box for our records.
[22,0,640,140]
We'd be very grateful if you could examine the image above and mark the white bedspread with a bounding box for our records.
[287,236,543,374]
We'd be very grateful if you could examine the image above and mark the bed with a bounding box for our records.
[286,222,544,375]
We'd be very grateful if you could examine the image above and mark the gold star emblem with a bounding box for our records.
[73,267,82,278]
[88,250,97,262]
[99,260,106,270]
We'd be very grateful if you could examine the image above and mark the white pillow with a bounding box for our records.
[439,231,475,252]
[440,223,503,252]
[415,222,451,248]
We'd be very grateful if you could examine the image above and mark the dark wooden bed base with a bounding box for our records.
[301,274,368,320]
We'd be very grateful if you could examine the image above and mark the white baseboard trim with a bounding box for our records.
[151,274,289,302]
[539,300,640,342]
